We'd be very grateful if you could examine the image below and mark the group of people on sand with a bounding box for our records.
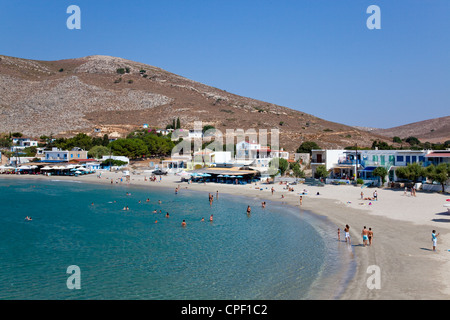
[338,224,374,247]
[404,186,417,197]
[144,176,161,182]
[360,190,378,201]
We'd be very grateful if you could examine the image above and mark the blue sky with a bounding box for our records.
[1,0,449,128]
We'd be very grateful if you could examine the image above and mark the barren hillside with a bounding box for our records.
[371,116,450,144]
[0,54,394,152]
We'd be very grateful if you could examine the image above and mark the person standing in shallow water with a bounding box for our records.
[344,225,351,244]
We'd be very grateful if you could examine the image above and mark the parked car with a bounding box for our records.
[152,169,167,175]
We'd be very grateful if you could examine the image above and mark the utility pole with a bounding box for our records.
[355,144,358,180]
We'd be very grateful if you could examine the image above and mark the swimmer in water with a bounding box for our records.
[209,214,213,222]
[181,220,186,227]
[165,212,169,218]
[25,216,32,221]
[247,205,251,215]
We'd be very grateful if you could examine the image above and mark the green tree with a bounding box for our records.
[314,165,329,179]
[395,163,425,183]
[290,162,305,178]
[202,125,215,134]
[65,133,93,151]
[176,117,181,129]
[393,136,402,144]
[267,166,279,182]
[405,136,421,146]
[269,158,289,176]
[296,141,320,154]
[373,167,388,185]
[102,134,110,146]
[0,134,12,148]
[424,163,450,193]
[88,145,111,159]
[109,139,148,159]
[372,140,394,150]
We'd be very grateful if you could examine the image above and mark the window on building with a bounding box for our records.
[397,156,404,162]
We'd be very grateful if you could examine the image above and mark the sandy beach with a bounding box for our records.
[3,171,450,300]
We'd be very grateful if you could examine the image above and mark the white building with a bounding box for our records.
[188,130,203,139]
[310,149,346,178]
[43,147,88,162]
[236,141,261,161]
[311,148,432,183]
[44,148,69,161]
[211,151,232,164]
[11,138,39,152]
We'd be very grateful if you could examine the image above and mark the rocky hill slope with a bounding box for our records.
[370,116,450,144]
[0,54,394,152]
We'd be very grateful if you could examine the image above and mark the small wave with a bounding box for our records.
[50,180,83,183]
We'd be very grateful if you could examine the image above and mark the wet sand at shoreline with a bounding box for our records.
[3,172,450,300]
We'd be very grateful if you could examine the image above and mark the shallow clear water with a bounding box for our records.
[0,178,353,300]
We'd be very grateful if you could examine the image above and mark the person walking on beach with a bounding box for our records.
[361,226,369,247]
[360,191,364,200]
[432,230,440,251]
[344,225,351,244]
[373,190,378,201]
[368,228,373,246]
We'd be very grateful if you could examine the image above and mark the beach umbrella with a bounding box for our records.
[202,173,211,177]
[217,175,223,177]
[235,175,243,178]
[223,175,230,178]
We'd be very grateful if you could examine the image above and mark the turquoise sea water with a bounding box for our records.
[0,178,354,300]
